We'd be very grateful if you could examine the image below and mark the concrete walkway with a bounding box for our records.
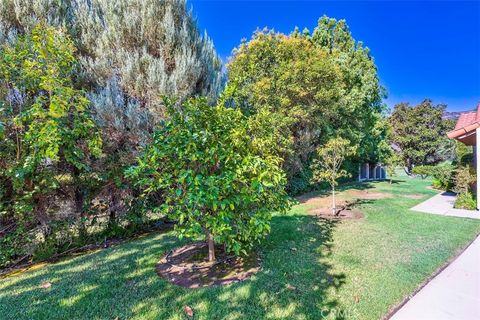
[411,192,480,219]
[390,235,480,320]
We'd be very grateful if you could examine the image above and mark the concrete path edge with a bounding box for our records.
[384,233,480,320]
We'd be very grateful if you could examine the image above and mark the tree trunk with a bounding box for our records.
[207,231,216,262]
[332,185,336,216]
[1,177,14,224]
[108,189,118,228]
[72,167,87,238]
[74,188,84,217]
[405,159,413,176]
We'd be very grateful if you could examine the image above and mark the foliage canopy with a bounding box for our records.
[126,98,291,260]
[0,24,101,266]
[227,17,388,193]
[389,99,453,174]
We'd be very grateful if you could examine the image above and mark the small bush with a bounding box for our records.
[454,192,477,210]
[288,167,314,195]
[431,163,454,191]
[32,221,77,261]
[412,163,454,190]
[412,165,434,179]
[454,141,474,166]
[0,227,29,268]
[453,166,476,194]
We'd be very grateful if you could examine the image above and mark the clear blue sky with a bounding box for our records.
[189,0,480,112]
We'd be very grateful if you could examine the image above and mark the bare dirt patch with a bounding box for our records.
[297,189,390,220]
[156,242,260,288]
[297,189,391,206]
[348,190,392,199]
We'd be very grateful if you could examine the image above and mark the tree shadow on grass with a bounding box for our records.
[0,216,348,320]
[387,179,406,184]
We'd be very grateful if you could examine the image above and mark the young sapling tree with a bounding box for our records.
[310,137,357,215]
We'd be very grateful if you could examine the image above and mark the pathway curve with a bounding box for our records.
[411,192,480,219]
[389,235,480,320]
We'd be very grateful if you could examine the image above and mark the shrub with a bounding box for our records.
[431,163,454,191]
[412,163,454,190]
[454,141,474,166]
[454,192,476,210]
[0,227,28,268]
[453,166,476,194]
[0,24,101,267]
[127,98,291,261]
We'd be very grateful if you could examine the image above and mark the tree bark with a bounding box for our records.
[206,231,216,262]
[332,184,336,216]
[108,189,119,228]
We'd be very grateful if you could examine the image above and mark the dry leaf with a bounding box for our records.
[40,282,51,289]
[286,283,297,291]
[183,305,193,317]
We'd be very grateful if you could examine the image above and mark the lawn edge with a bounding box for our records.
[0,224,174,279]
[383,231,480,320]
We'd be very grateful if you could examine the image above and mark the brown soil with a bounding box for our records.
[309,207,365,220]
[297,189,391,206]
[156,242,260,288]
[348,189,392,199]
[297,189,390,220]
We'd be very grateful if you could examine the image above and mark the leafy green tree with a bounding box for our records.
[126,98,291,261]
[0,0,225,229]
[227,18,387,194]
[412,165,434,179]
[227,30,343,192]
[384,153,401,184]
[310,137,357,215]
[311,16,388,163]
[389,100,451,174]
[0,24,101,264]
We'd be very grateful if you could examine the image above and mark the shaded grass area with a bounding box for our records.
[1,177,480,319]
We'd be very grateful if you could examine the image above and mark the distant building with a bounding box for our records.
[358,163,386,181]
[447,104,480,210]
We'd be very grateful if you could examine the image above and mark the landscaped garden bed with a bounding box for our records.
[1,177,480,320]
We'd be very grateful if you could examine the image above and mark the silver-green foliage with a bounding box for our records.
[0,0,224,123]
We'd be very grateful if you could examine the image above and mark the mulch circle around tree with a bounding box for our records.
[156,242,261,288]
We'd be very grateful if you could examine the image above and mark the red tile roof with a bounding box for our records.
[447,104,480,140]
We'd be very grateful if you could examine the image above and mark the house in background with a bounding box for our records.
[447,104,480,210]
[358,163,386,181]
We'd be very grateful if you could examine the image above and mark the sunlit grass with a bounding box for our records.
[1,177,479,319]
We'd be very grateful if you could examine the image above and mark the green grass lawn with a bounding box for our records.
[1,177,480,320]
